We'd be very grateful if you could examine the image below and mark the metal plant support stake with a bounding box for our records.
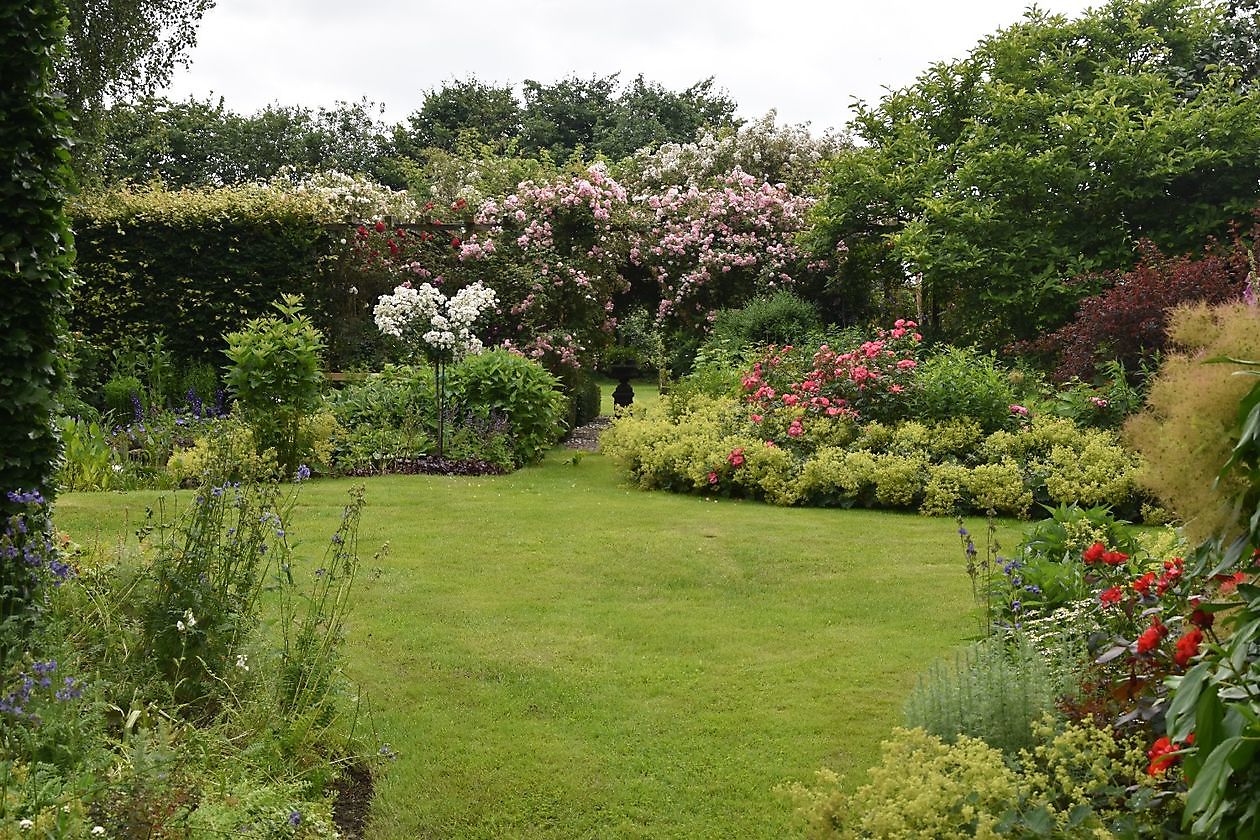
[434,356,447,459]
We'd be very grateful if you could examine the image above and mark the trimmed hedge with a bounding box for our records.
[0,0,75,506]
[68,185,336,364]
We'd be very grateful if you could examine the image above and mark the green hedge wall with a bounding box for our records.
[69,185,338,365]
[0,0,76,505]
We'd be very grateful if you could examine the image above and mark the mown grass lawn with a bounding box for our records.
[56,449,1023,839]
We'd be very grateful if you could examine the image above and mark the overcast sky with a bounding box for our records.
[162,0,1100,133]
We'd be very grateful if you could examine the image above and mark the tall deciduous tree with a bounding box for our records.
[81,96,395,187]
[0,0,76,504]
[57,0,214,118]
[401,77,522,153]
[810,0,1260,345]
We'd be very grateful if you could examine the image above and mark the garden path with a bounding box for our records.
[562,414,611,451]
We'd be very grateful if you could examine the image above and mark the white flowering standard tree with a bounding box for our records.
[373,280,498,457]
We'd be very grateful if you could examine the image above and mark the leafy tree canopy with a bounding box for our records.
[810,0,1260,345]
[58,0,214,118]
[399,73,741,164]
[401,77,521,154]
[81,96,396,187]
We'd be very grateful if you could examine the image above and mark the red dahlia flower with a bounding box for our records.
[1137,617,1168,655]
[1174,628,1204,667]
[1147,736,1181,776]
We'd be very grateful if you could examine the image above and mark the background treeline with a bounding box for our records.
[76,74,742,189]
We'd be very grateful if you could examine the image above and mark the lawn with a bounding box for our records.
[55,449,1021,839]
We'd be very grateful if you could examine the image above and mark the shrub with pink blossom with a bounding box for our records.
[740,320,923,429]
[459,163,635,370]
[629,168,817,331]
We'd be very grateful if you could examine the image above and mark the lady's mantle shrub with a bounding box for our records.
[603,398,1140,517]
[790,727,1018,839]
[791,720,1175,839]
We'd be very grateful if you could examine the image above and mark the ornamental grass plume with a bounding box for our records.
[1124,301,1260,542]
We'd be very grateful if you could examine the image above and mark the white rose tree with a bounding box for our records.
[373,280,498,456]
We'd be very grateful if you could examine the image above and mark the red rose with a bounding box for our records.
[1100,586,1124,607]
[451,236,462,249]
[1189,608,1215,629]
[374,220,386,232]
[1132,572,1156,595]
[1103,550,1129,566]
[1083,542,1107,564]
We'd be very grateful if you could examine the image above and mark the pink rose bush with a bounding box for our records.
[741,320,922,428]
[629,169,815,330]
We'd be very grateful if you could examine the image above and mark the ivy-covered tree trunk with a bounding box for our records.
[0,0,76,511]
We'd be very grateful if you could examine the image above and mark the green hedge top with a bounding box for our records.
[69,184,337,364]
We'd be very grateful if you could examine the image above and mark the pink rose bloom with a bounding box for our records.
[896,359,917,370]
[708,471,719,485]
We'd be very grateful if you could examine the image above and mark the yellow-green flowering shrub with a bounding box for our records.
[872,453,927,507]
[1016,717,1164,834]
[734,443,801,505]
[791,728,1017,839]
[981,416,1085,463]
[800,415,859,449]
[605,392,1141,515]
[792,720,1177,839]
[853,421,895,453]
[967,459,1033,517]
[1044,434,1138,508]
[167,420,270,485]
[921,463,973,516]
[794,448,877,507]
[926,418,986,461]
[889,421,933,455]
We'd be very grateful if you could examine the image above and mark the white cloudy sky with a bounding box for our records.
[163,0,1100,133]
